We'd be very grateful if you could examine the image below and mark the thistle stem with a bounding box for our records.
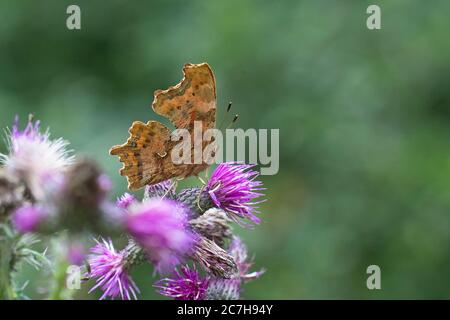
[49,260,71,300]
[0,225,16,299]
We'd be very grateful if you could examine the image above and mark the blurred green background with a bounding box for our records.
[1,0,450,299]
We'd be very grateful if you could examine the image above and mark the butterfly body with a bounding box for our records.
[110,63,217,190]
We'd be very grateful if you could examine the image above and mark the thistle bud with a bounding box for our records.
[123,238,147,267]
[176,187,214,218]
[190,236,237,279]
[62,158,107,208]
[0,167,28,222]
[206,278,240,300]
[143,180,175,201]
[57,158,115,233]
[189,208,232,247]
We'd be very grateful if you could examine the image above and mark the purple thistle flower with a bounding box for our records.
[206,162,265,225]
[155,265,208,300]
[12,204,47,233]
[97,174,112,194]
[67,242,86,266]
[125,198,195,272]
[10,115,44,148]
[116,193,136,210]
[0,115,74,200]
[87,238,139,300]
[229,236,265,282]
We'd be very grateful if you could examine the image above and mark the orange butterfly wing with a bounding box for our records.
[110,63,217,190]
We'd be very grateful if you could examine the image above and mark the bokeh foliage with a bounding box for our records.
[1,0,449,299]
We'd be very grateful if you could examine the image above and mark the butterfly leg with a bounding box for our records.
[196,175,207,186]
[162,179,178,199]
[196,184,208,212]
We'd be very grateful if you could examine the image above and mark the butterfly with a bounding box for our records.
[110,63,217,190]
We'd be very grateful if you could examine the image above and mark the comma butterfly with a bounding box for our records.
[110,63,217,190]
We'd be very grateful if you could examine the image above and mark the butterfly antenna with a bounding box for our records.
[226,114,239,129]
[227,101,233,112]
[218,101,233,131]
